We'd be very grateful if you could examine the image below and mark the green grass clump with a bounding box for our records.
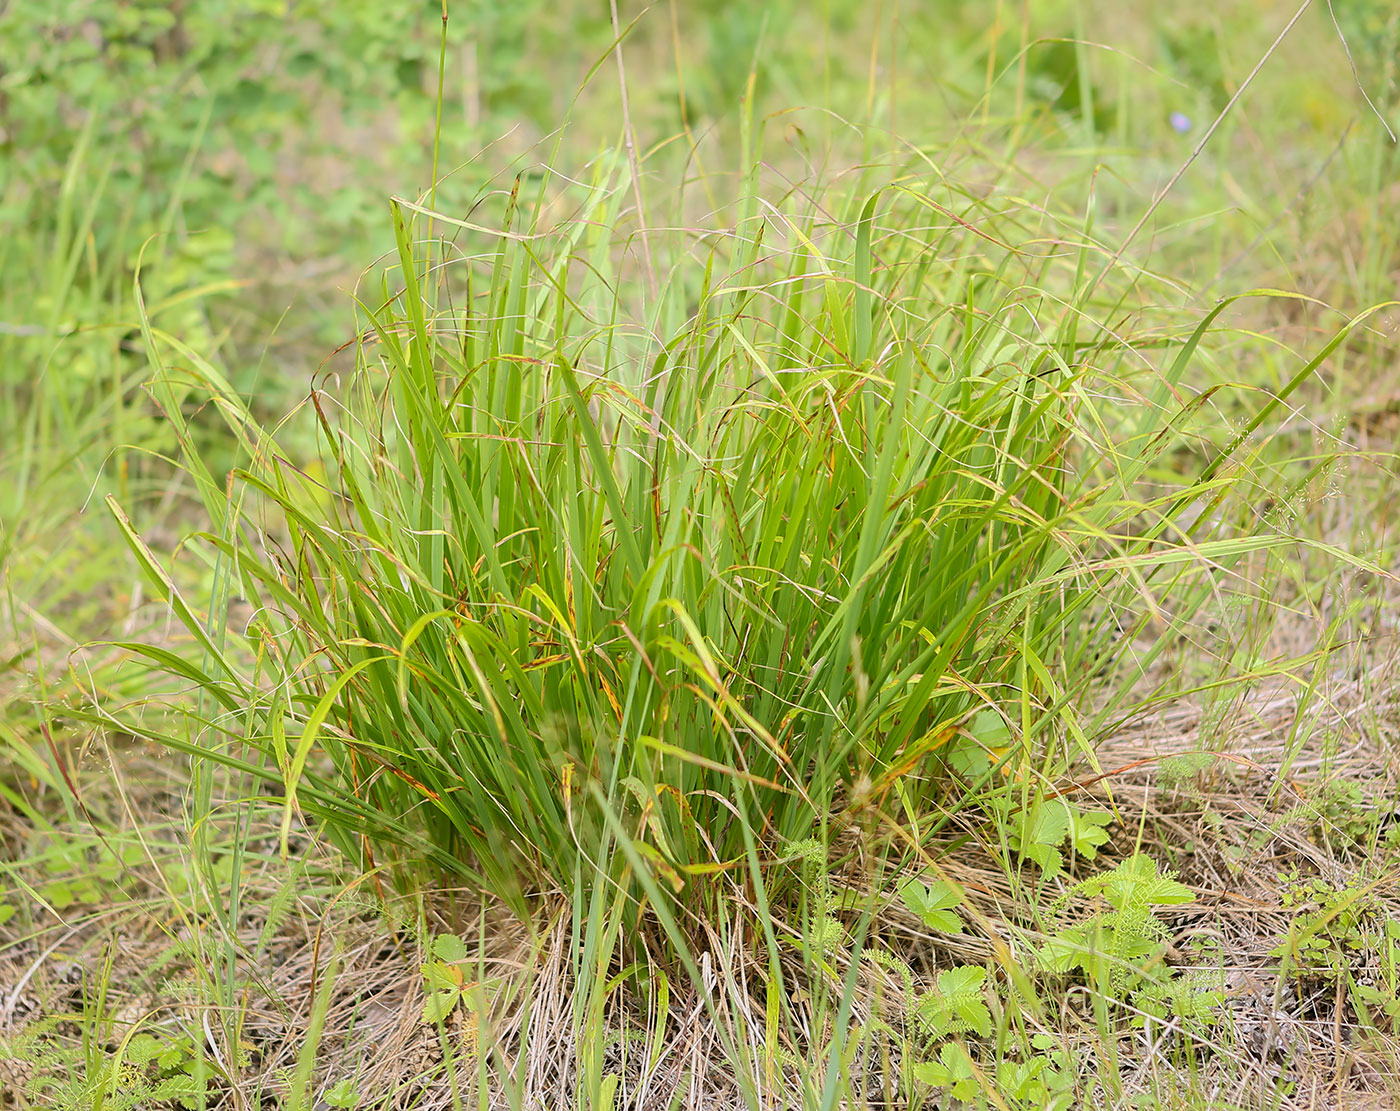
[6,5,1400,1106]
[105,127,1345,959]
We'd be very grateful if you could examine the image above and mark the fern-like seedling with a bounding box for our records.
[861,952,991,1039]
[1040,854,1195,989]
[788,839,844,960]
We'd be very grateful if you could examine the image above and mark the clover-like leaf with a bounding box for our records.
[898,877,964,933]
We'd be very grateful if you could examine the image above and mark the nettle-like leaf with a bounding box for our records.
[898,877,965,933]
[916,965,991,1038]
[421,933,473,1024]
[422,988,460,1025]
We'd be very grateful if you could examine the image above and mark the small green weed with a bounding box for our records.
[898,875,966,933]
[0,1020,216,1111]
[1039,854,1196,990]
[1274,871,1379,982]
[421,933,480,1026]
[1131,936,1229,1042]
[1354,918,1400,1034]
[1004,796,1115,880]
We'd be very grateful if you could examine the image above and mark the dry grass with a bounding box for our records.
[4,590,1400,1110]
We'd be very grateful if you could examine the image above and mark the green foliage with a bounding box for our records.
[1273,872,1378,982]
[103,74,1356,960]
[912,1041,980,1100]
[1133,960,1227,1039]
[861,951,992,1069]
[994,1048,1074,1107]
[909,1034,1076,1108]
[1330,0,1400,85]
[1308,778,1389,848]
[1353,917,1400,1033]
[421,933,476,1025]
[788,840,846,963]
[5,4,1399,1109]
[10,831,144,913]
[111,142,1181,924]
[941,709,1013,780]
[1268,874,1400,1046]
[1155,750,1219,789]
[898,876,965,933]
[0,1021,211,1111]
[1005,797,1114,880]
[873,940,1078,1109]
[320,1077,364,1109]
[1022,38,1117,134]
[915,965,992,1039]
[0,1,557,237]
[1040,854,1195,989]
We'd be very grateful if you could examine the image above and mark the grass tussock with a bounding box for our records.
[4,2,1400,1109]
[101,133,1346,923]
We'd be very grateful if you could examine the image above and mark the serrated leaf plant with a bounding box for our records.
[421,934,475,1025]
[913,1042,980,1101]
[1007,797,1115,880]
[1040,854,1195,988]
[915,965,993,1039]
